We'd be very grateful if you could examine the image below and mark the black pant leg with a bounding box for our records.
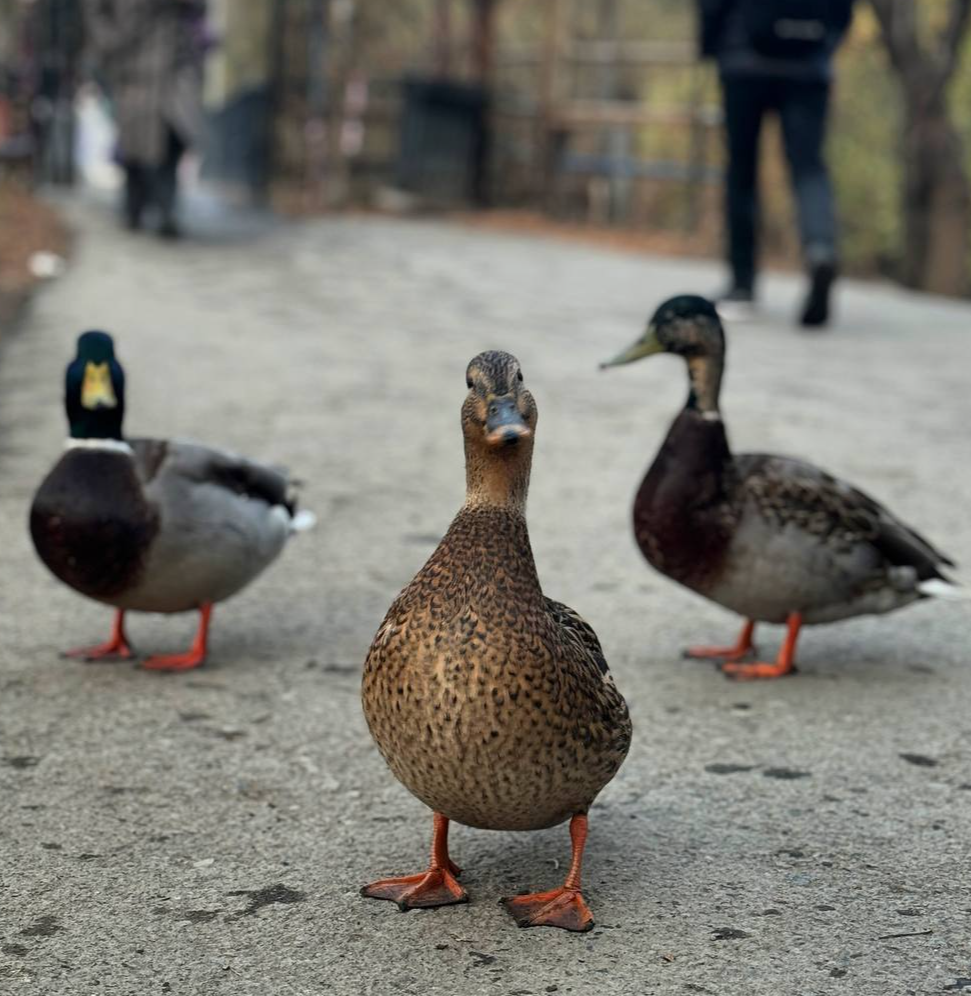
[154,128,187,229]
[124,164,149,229]
[777,80,837,265]
[721,77,770,292]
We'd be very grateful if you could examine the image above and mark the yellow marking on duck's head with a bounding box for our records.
[81,361,118,410]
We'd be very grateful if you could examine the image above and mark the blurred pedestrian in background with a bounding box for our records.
[699,0,855,327]
[82,0,207,238]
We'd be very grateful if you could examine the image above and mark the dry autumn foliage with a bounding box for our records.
[0,181,69,329]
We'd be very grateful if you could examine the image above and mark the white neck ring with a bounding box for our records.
[65,438,134,455]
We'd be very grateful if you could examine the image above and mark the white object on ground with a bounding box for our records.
[28,252,66,279]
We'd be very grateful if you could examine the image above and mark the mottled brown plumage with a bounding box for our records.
[361,350,631,931]
[605,295,958,679]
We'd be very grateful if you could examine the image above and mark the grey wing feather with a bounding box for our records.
[736,453,955,580]
[133,439,295,512]
[118,439,297,612]
[129,438,170,484]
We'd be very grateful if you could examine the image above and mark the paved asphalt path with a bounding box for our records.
[0,201,969,996]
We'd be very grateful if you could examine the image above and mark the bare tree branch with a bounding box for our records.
[868,0,920,74]
[937,0,971,85]
[866,0,971,294]
[869,0,971,102]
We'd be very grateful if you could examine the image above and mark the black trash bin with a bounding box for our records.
[396,76,489,207]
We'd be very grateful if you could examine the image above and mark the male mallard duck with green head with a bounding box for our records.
[602,295,960,680]
[30,331,314,670]
[361,350,631,932]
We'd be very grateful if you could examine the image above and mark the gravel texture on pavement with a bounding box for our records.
[0,202,969,996]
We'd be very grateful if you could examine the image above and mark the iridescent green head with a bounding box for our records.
[65,331,126,440]
[601,296,726,414]
[601,295,725,368]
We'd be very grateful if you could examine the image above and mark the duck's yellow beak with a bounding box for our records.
[81,361,117,409]
[484,396,532,448]
[600,325,664,369]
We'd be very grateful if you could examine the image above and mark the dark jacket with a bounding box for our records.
[698,0,854,82]
[83,0,205,166]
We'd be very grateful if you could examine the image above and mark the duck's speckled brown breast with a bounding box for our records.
[362,507,629,832]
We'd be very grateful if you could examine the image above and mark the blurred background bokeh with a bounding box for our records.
[2,0,971,320]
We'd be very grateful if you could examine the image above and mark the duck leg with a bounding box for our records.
[500,813,595,933]
[684,620,756,662]
[64,610,134,662]
[721,612,801,680]
[361,812,468,911]
[142,603,212,672]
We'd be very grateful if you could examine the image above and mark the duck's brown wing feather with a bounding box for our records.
[544,598,609,676]
[736,453,955,581]
[544,597,632,779]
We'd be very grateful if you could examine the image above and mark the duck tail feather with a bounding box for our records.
[918,578,970,601]
[289,509,317,534]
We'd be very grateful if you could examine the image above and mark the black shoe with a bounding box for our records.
[715,286,756,322]
[158,218,182,240]
[800,262,836,328]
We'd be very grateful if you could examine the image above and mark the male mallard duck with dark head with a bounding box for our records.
[30,330,314,671]
[602,295,960,680]
[361,350,631,932]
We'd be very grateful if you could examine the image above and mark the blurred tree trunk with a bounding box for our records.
[433,0,453,76]
[470,0,498,83]
[869,0,971,295]
[470,0,497,206]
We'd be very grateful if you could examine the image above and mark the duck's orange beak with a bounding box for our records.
[484,396,531,448]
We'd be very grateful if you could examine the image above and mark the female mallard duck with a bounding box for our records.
[602,295,959,680]
[361,350,631,932]
[30,330,314,671]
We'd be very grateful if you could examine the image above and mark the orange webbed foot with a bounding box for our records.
[720,613,802,680]
[361,813,466,912]
[64,610,133,662]
[141,603,211,672]
[684,620,755,663]
[142,604,212,672]
[141,649,206,672]
[499,813,595,932]
[721,659,796,681]
[63,639,135,663]
[684,643,755,663]
[361,868,468,911]
[500,887,594,933]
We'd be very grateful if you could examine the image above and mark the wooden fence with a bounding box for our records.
[265,0,722,234]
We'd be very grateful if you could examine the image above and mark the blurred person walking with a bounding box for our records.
[83,0,207,238]
[698,0,855,327]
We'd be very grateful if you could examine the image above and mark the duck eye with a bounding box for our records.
[466,377,473,389]
[516,371,523,383]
